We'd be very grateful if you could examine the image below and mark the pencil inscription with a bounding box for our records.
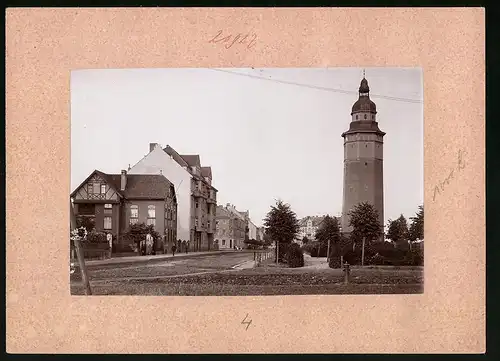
[432,149,467,201]
[241,313,252,330]
[209,30,257,50]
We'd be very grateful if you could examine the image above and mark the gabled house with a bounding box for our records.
[297,216,331,242]
[215,203,246,249]
[129,143,218,252]
[70,169,177,253]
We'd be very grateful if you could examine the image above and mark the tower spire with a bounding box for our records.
[363,68,365,78]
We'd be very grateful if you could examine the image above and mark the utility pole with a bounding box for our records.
[361,236,366,266]
[327,237,331,262]
[74,236,92,295]
[70,199,92,295]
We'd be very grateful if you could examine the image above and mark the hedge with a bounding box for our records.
[286,243,304,268]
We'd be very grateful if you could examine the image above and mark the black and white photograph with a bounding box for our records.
[70,67,424,296]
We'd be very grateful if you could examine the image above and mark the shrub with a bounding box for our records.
[327,242,340,268]
[86,230,108,244]
[286,243,304,268]
[277,242,290,263]
[302,241,328,257]
[328,254,342,268]
[404,248,424,266]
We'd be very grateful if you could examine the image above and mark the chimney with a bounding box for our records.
[149,143,159,153]
[121,170,127,191]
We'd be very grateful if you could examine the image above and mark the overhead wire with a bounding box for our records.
[211,68,423,104]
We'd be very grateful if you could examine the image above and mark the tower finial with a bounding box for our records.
[363,68,365,78]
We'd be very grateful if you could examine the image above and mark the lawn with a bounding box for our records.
[71,265,424,296]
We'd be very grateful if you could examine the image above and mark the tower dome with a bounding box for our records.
[351,77,377,115]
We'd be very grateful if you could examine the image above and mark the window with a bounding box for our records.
[88,183,94,194]
[364,114,367,119]
[195,219,199,227]
[196,202,199,208]
[104,204,112,214]
[147,205,156,226]
[148,205,155,218]
[355,115,358,120]
[100,184,106,194]
[104,216,112,230]
[207,221,211,229]
[130,205,138,225]
[222,240,226,246]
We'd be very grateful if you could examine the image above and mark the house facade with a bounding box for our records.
[70,169,177,253]
[129,143,217,251]
[215,204,246,249]
[256,227,265,242]
[297,216,327,242]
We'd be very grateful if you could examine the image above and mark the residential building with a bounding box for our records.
[237,210,258,241]
[297,216,327,242]
[214,204,246,249]
[70,169,177,253]
[128,143,217,251]
[256,227,265,242]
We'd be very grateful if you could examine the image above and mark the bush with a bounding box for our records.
[302,241,328,257]
[277,242,290,263]
[286,243,304,268]
[404,248,424,266]
[86,230,108,244]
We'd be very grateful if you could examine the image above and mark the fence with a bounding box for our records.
[70,243,111,262]
[253,250,274,267]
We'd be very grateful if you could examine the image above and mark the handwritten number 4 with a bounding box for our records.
[241,313,252,330]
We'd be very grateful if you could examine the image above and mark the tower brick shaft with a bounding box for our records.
[341,76,385,239]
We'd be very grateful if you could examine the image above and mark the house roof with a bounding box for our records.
[163,145,190,168]
[216,205,231,219]
[180,154,201,168]
[201,166,212,178]
[163,145,218,191]
[70,170,175,200]
[299,216,327,227]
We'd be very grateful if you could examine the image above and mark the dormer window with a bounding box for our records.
[100,184,106,194]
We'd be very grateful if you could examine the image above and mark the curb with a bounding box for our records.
[231,260,256,270]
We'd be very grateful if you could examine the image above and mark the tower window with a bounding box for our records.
[364,114,367,119]
[365,162,368,166]
[355,115,358,120]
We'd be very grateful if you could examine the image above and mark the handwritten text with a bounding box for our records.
[432,149,467,201]
[209,30,257,50]
[241,313,252,330]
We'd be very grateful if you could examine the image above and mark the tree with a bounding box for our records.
[314,215,341,260]
[76,215,95,232]
[348,202,383,266]
[302,236,309,244]
[386,214,409,248]
[408,205,424,248]
[263,199,300,263]
[123,222,161,254]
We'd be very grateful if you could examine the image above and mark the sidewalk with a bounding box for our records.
[302,253,329,270]
[83,250,236,267]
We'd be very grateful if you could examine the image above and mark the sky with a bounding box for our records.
[71,67,423,228]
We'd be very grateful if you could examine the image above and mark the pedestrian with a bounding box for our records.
[186,241,189,254]
[171,244,177,257]
[182,240,187,254]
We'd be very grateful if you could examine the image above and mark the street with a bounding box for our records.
[71,251,256,284]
